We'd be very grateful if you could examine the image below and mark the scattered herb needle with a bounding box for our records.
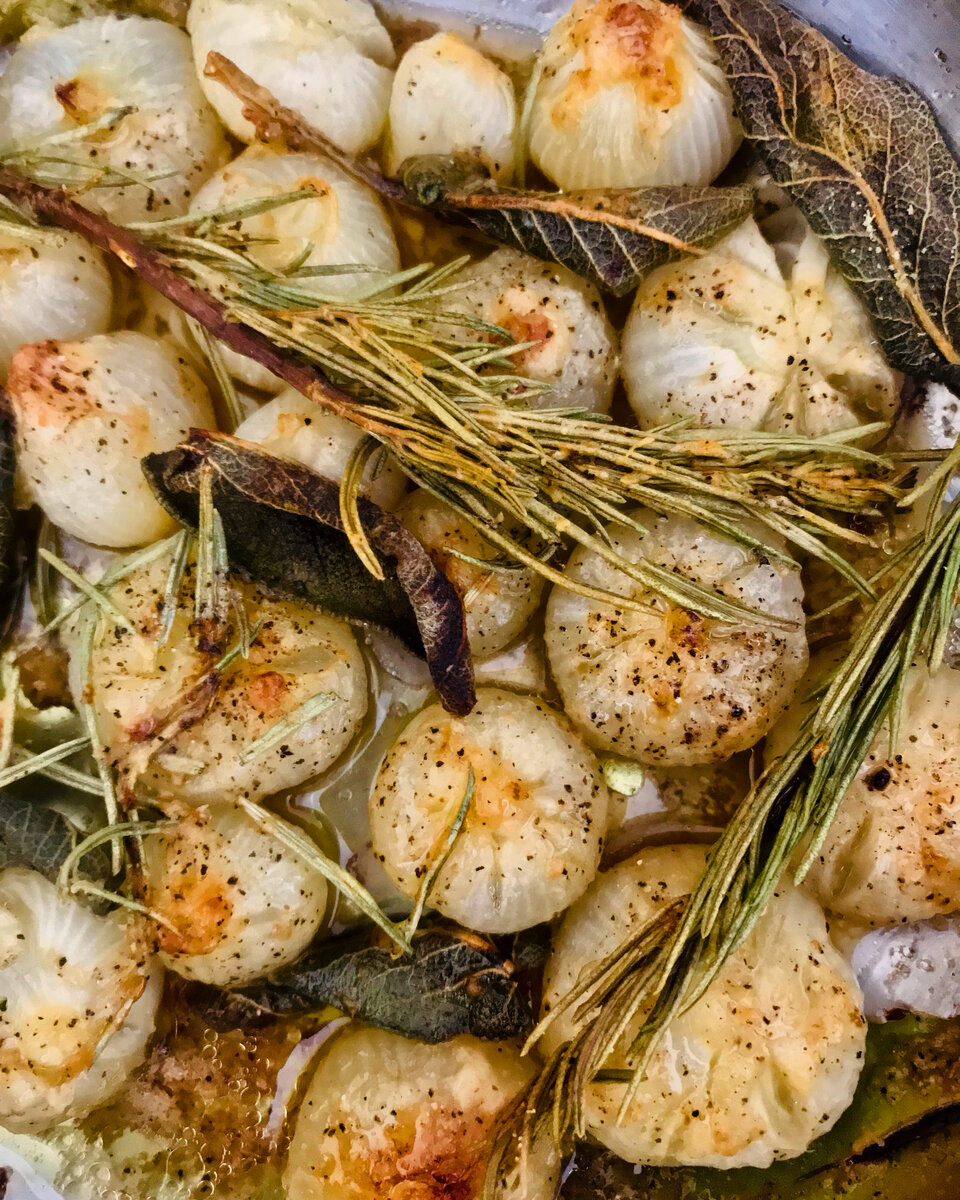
[234,795,411,952]
[402,767,474,939]
[0,113,913,627]
[0,733,90,790]
[42,526,407,946]
[239,691,337,765]
[487,475,960,1193]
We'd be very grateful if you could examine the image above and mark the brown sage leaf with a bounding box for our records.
[686,0,960,388]
[142,431,475,716]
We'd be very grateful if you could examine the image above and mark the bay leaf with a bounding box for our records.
[142,431,475,716]
[561,1017,960,1198]
[686,0,960,389]
[203,51,754,298]
[398,156,755,297]
[0,791,109,881]
[227,923,532,1043]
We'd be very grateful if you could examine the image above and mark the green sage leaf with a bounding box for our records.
[0,790,109,881]
[686,0,960,388]
[399,155,755,297]
[226,923,533,1043]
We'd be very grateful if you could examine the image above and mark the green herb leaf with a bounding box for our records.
[561,1018,960,1199]
[400,157,755,297]
[142,431,475,716]
[228,923,533,1043]
[686,0,960,388]
[0,790,109,881]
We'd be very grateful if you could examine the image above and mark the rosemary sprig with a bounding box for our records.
[194,463,229,635]
[0,147,913,629]
[189,316,244,432]
[74,607,123,872]
[158,528,192,648]
[66,878,184,938]
[0,103,172,202]
[495,482,960,1187]
[8,745,104,796]
[149,214,899,620]
[59,528,402,949]
[0,106,135,161]
[42,532,181,635]
[56,819,176,897]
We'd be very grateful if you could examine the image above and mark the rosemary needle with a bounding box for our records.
[495,488,960,1187]
[0,158,914,627]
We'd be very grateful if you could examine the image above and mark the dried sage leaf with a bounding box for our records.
[203,51,754,298]
[229,924,532,1043]
[399,157,755,297]
[143,431,475,716]
[562,1017,960,1198]
[0,792,109,881]
[686,0,960,388]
